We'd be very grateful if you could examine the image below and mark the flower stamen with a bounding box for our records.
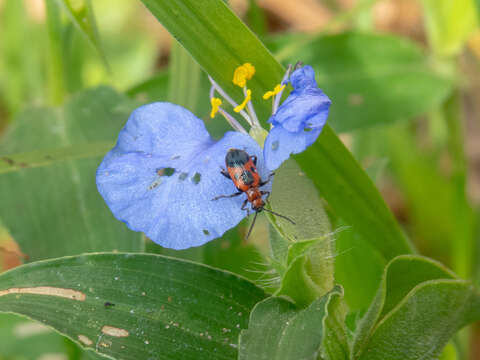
[210,97,222,118]
[209,85,248,134]
[233,63,255,88]
[263,84,286,100]
[273,64,293,115]
[208,77,253,126]
[243,87,261,128]
[234,89,251,113]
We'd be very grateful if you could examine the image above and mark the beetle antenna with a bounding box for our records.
[246,212,259,240]
[262,208,296,225]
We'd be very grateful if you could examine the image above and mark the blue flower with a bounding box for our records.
[97,103,270,249]
[264,65,331,171]
[97,63,330,249]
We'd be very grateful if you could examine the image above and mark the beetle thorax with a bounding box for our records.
[246,187,264,210]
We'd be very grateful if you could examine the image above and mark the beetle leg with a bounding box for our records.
[220,167,230,179]
[259,172,275,186]
[250,155,257,166]
[212,191,243,201]
[241,199,250,216]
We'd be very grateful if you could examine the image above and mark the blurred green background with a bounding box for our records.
[1,0,480,359]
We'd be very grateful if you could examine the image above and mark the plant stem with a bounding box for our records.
[45,0,65,106]
[444,91,475,280]
[168,41,201,112]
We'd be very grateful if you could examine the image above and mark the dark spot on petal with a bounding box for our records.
[203,229,210,236]
[192,173,201,184]
[271,141,279,151]
[304,127,312,132]
[178,172,188,181]
[157,167,175,176]
[148,179,162,190]
[171,155,181,160]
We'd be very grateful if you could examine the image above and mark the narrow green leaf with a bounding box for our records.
[353,255,480,360]
[271,32,454,132]
[168,41,202,112]
[140,0,414,262]
[0,142,113,174]
[45,0,66,105]
[0,253,266,360]
[140,0,284,124]
[59,0,110,70]
[295,126,414,260]
[239,286,343,360]
[0,86,142,261]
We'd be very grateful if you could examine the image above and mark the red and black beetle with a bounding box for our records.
[213,148,294,238]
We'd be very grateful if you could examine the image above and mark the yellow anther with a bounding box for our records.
[234,89,251,113]
[233,63,256,87]
[210,97,222,118]
[263,84,285,100]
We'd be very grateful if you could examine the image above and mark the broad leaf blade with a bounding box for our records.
[0,142,113,174]
[0,87,142,261]
[359,280,480,360]
[353,255,479,360]
[0,253,266,360]
[239,286,343,360]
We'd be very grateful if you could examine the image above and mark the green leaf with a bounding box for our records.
[139,0,414,262]
[0,253,266,360]
[334,223,385,312]
[168,41,202,112]
[360,280,480,360]
[0,313,68,358]
[0,0,44,115]
[239,285,344,360]
[271,32,454,132]
[295,126,414,261]
[126,71,169,102]
[267,160,334,306]
[0,142,113,175]
[0,86,142,261]
[422,0,478,57]
[46,0,66,105]
[321,288,349,360]
[353,255,480,360]
[140,0,284,125]
[59,0,110,70]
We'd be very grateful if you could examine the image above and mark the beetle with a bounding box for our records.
[213,148,294,238]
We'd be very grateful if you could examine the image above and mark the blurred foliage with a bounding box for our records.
[1,0,480,359]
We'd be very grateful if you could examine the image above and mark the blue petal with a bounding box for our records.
[290,65,317,90]
[269,66,331,133]
[97,102,271,249]
[263,125,321,171]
